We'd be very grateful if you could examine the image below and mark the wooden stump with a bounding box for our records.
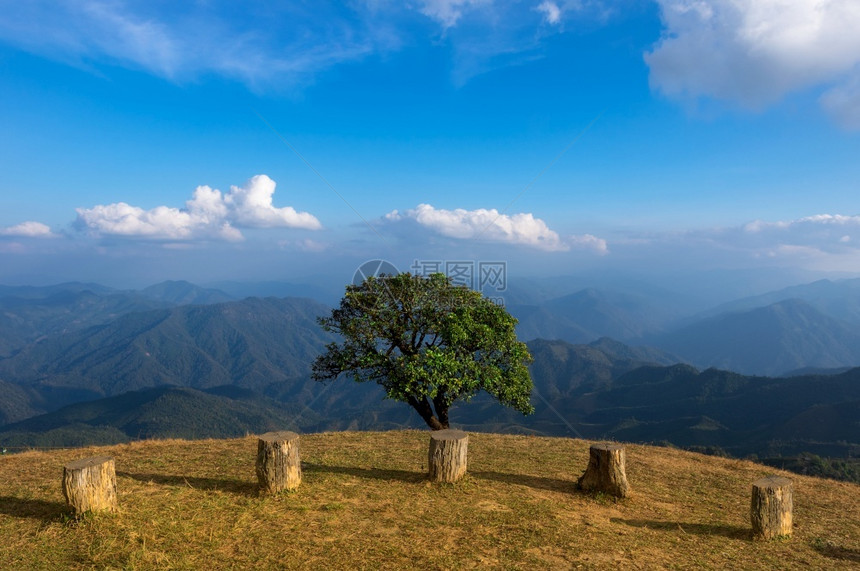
[62,456,117,515]
[256,431,301,493]
[577,443,630,498]
[751,476,793,539]
[428,429,469,483]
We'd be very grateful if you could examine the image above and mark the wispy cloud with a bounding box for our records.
[0,221,57,238]
[0,1,613,89]
[613,213,860,273]
[743,214,860,244]
[383,203,607,253]
[75,175,321,241]
[646,0,860,128]
[0,1,392,89]
[418,0,492,29]
[536,1,563,25]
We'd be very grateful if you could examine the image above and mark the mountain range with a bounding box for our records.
[0,277,859,472]
[0,295,333,413]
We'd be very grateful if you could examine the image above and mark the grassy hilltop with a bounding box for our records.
[1,431,859,569]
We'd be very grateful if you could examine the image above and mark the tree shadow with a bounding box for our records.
[812,542,860,563]
[116,471,258,495]
[612,518,750,540]
[302,463,426,484]
[471,470,576,493]
[0,495,68,522]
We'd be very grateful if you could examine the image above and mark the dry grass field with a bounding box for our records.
[1,431,858,569]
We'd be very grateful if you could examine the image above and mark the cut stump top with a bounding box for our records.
[258,431,299,443]
[64,456,114,470]
[591,443,624,452]
[753,476,793,489]
[430,429,468,442]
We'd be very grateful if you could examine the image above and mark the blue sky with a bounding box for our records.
[1,1,860,292]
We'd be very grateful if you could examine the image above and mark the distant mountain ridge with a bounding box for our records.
[507,281,860,376]
[0,385,309,446]
[0,288,170,358]
[699,277,860,325]
[139,280,235,305]
[509,287,683,344]
[652,298,860,376]
[0,280,235,358]
[0,296,334,405]
[6,276,860,377]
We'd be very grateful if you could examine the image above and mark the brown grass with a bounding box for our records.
[1,431,858,570]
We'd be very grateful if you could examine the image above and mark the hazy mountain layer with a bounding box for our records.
[652,299,860,376]
[0,296,333,398]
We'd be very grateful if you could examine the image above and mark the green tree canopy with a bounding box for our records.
[312,272,534,430]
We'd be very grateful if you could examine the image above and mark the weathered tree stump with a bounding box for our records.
[256,431,302,493]
[577,442,630,498]
[62,456,117,515]
[751,476,793,539]
[428,429,469,483]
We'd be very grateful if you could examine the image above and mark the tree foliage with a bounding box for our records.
[312,273,534,430]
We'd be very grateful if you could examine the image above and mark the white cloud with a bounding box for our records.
[646,0,860,126]
[745,214,860,233]
[536,1,562,25]
[0,221,57,238]
[568,233,608,253]
[418,0,492,29]
[75,175,321,241]
[645,213,860,271]
[383,203,607,253]
[223,175,321,229]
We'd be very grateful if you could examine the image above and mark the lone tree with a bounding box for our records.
[312,272,534,430]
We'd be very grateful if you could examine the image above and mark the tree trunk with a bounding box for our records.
[751,476,793,539]
[256,431,302,493]
[577,443,630,498]
[408,395,445,430]
[428,429,469,483]
[433,394,451,429]
[62,456,117,515]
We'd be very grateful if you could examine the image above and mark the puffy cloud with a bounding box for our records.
[568,233,608,253]
[536,1,562,25]
[75,175,321,241]
[646,0,860,126]
[384,203,607,253]
[0,221,56,238]
[223,175,321,229]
